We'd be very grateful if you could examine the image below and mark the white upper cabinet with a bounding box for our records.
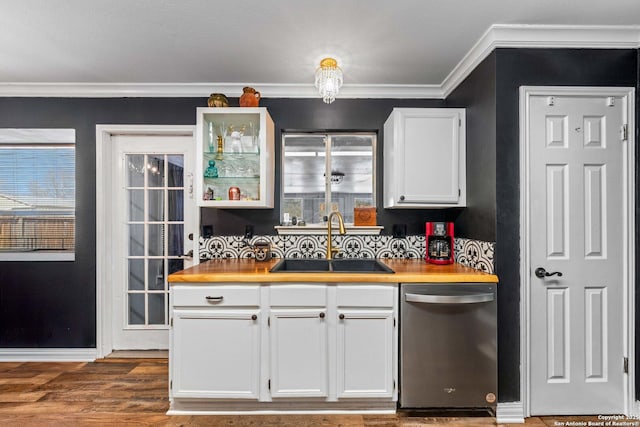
[196,107,274,208]
[383,108,466,208]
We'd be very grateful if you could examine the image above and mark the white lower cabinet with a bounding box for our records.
[336,309,395,398]
[169,282,397,413]
[336,285,396,400]
[269,308,328,397]
[170,286,261,400]
[172,309,261,399]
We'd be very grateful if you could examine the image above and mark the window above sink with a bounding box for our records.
[281,132,376,226]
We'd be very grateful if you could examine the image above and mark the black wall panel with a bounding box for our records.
[493,48,638,402]
[446,52,497,242]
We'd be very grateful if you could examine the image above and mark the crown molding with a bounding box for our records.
[1,25,638,99]
[0,82,444,99]
[441,24,640,97]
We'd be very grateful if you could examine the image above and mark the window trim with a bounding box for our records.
[280,131,377,227]
[0,129,76,262]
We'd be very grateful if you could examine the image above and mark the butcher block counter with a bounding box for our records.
[168,258,498,283]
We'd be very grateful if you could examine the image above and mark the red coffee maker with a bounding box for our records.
[425,222,454,264]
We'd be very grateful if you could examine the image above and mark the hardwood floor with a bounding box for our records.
[0,359,619,426]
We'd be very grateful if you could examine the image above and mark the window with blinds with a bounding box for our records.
[0,129,75,261]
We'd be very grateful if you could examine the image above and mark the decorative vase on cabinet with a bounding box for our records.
[196,107,275,208]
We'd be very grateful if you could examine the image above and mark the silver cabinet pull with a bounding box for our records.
[405,292,494,304]
[205,296,224,302]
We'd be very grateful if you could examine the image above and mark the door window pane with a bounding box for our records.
[127,155,145,187]
[147,155,165,188]
[128,259,145,291]
[128,224,144,257]
[128,294,145,325]
[167,155,184,187]
[148,259,164,290]
[148,293,166,325]
[128,189,144,222]
[147,224,164,256]
[147,190,164,221]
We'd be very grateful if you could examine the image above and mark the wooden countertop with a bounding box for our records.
[168,258,498,283]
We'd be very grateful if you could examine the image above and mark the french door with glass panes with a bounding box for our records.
[112,134,195,350]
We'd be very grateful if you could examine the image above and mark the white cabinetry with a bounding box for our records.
[169,282,397,413]
[170,286,261,399]
[336,286,395,399]
[269,309,328,397]
[196,107,274,208]
[384,108,466,208]
[269,285,328,398]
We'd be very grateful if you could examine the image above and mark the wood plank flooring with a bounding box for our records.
[0,359,622,426]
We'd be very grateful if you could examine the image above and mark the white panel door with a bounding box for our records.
[269,308,328,398]
[111,135,195,350]
[336,309,394,399]
[528,93,626,414]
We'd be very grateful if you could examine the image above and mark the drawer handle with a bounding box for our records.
[339,314,345,320]
[251,314,257,321]
[205,296,224,303]
[319,312,325,319]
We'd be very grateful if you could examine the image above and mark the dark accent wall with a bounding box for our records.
[446,52,497,242]
[0,97,203,347]
[493,48,639,402]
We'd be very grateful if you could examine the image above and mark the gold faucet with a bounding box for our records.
[326,211,346,260]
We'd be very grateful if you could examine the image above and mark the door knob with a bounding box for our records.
[535,267,563,278]
[181,250,194,258]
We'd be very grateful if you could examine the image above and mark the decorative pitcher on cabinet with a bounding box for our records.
[239,87,261,107]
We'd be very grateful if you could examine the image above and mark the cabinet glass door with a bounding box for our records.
[196,107,274,208]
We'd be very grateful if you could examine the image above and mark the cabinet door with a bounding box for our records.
[196,107,275,208]
[384,108,466,208]
[269,308,328,398]
[336,309,395,398]
[171,309,260,399]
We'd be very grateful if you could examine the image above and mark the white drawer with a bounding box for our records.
[270,285,327,306]
[337,285,395,307]
[172,285,260,307]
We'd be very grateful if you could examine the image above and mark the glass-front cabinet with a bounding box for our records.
[196,107,274,208]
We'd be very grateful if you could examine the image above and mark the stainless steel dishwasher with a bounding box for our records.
[399,283,497,409]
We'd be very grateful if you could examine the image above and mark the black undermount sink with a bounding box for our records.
[269,258,394,274]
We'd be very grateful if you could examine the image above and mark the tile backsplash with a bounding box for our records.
[199,234,495,274]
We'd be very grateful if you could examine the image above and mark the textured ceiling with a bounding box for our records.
[1,0,639,88]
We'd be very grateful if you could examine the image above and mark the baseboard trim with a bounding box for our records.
[0,348,97,362]
[496,402,525,424]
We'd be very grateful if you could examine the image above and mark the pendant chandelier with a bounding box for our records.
[315,57,343,104]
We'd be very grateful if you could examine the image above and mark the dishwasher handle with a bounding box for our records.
[405,292,494,304]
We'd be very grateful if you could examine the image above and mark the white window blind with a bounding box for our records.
[0,129,75,261]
